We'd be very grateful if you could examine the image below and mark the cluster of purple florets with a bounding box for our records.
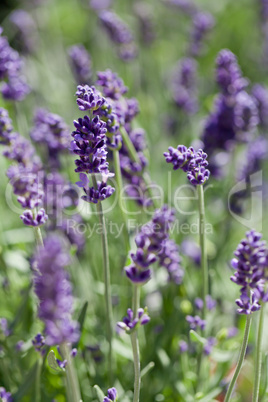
[33,235,80,345]
[189,12,215,57]
[0,26,30,101]
[172,58,198,114]
[31,108,70,169]
[202,49,260,177]
[125,205,183,285]
[0,108,48,227]
[0,387,13,402]
[103,387,117,402]
[117,307,150,334]
[231,230,268,314]
[99,11,137,61]
[164,145,210,185]
[68,44,92,84]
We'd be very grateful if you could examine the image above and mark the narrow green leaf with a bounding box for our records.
[73,301,88,349]
[198,387,222,402]
[47,350,61,372]
[93,385,105,401]
[189,330,206,345]
[141,361,155,378]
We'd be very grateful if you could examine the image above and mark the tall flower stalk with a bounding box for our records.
[197,185,208,319]
[71,86,116,377]
[252,303,265,402]
[225,230,268,401]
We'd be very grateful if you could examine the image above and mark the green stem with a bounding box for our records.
[224,314,252,402]
[120,126,140,164]
[35,358,42,402]
[131,285,141,402]
[34,227,44,247]
[113,149,130,251]
[252,304,265,402]
[197,185,208,319]
[60,342,81,402]
[92,175,113,381]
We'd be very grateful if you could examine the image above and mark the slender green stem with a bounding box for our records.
[197,185,208,319]
[131,285,141,402]
[224,314,252,402]
[35,358,42,402]
[33,209,44,247]
[92,175,113,381]
[113,149,130,251]
[60,342,81,402]
[253,304,265,402]
[120,126,140,164]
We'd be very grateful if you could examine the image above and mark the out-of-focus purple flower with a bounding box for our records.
[181,238,201,265]
[3,133,36,166]
[189,12,215,57]
[70,348,77,357]
[231,229,268,314]
[15,340,24,351]
[158,239,184,284]
[89,0,113,10]
[31,108,70,168]
[206,295,217,311]
[134,3,156,45]
[216,49,248,96]
[96,69,128,100]
[9,9,37,54]
[239,137,268,181]
[0,108,14,145]
[20,208,48,227]
[33,235,80,346]
[32,333,46,354]
[68,44,92,84]
[203,336,216,355]
[0,387,13,402]
[252,84,268,127]
[234,91,259,134]
[227,327,238,338]
[0,26,30,101]
[179,340,188,353]
[186,315,206,330]
[87,344,103,363]
[0,318,10,336]
[99,11,137,61]
[164,145,210,185]
[172,58,198,114]
[194,297,203,310]
[164,0,197,15]
[103,387,117,402]
[56,358,67,369]
[125,205,183,285]
[117,307,150,334]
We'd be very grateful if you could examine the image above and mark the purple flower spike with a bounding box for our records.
[68,44,92,84]
[0,387,13,402]
[117,307,150,334]
[164,145,210,185]
[186,315,206,331]
[231,229,268,314]
[33,236,80,346]
[172,58,198,114]
[252,84,268,128]
[190,12,215,57]
[32,333,46,354]
[20,208,48,227]
[0,108,14,145]
[103,387,117,402]
[179,340,188,353]
[216,49,248,95]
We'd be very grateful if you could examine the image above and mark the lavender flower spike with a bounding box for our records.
[117,307,150,334]
[68,44,92,84]
[164,145,210,185]
[103,387,118,402]
[231,229,268,314]
[33,235,80,345]
[0,387,13,402]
